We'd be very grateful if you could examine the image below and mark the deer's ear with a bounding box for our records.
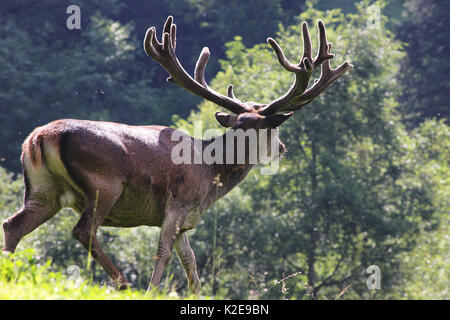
[215,112,236,128]
[263,112,293,128]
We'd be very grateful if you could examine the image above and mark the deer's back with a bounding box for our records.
[24,119,214,228]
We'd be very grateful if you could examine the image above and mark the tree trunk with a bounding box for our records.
[307,138,319,298]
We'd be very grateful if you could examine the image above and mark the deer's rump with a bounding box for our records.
[21,119,207,228]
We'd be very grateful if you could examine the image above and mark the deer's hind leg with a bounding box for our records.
[71,181,129,290]
[2,202,60,254]
[2,169,61,253]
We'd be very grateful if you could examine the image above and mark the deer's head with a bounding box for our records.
[144,17,353,158]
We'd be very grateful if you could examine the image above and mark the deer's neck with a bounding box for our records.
[201,130,259,201]
[197,127,284,210]
[207,161,254,207]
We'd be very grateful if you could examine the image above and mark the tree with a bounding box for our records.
[175,1,442,299]
[397,0,450,125]
[0,1,161,172]
[392,120,449,299]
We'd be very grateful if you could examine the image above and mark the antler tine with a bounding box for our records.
[259,20,352,115]
[143,27,159,58]
[267,38,300,72]
[143,16,176,59]
[194,47,210,87]
[313,20,334,68]
[267,20,317,72]
[170,23,176,51]
[283,59,353,111]
[194,47,241,102]
[163,15,173,39]
[227,85,235,99]
[144,16,248,114]
[302,22,312,62]
[300,22,314,72]
[227,84,242,102]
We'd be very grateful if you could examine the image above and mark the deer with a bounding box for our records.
[2,16,352,293]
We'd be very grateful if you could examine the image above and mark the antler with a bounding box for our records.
[143,16,248,114]
[259,20,353,115]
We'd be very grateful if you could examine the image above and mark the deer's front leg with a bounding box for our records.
[148,210,187,292]
[175,232,201,294]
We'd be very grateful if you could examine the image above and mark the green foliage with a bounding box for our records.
[0,249,202,299]
[397,215,449,299]
[0,6,162,171]
[0,167,23,214]
[0,0,448,300]
[391,120,449,299]
[397,0,450,125]
[174,1,448,299]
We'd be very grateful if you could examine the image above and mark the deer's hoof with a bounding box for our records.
[117,282,130,291]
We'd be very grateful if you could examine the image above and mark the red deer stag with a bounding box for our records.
[2,16,352,293]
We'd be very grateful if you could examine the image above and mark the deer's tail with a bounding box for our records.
[22,129,44,168]
[21,122,64,170]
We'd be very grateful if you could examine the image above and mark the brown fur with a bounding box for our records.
[22,129,44,168]
[21,120,65,168]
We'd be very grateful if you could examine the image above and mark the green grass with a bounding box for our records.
[0,249,203,300]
